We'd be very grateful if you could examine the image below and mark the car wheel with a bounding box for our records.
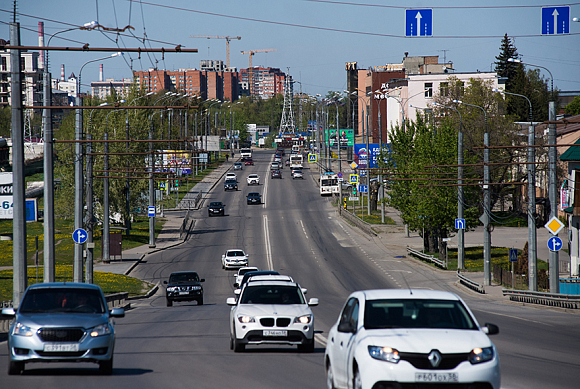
[198,297,204,305]
[298,339,314,353]
[166,299,173,307]
[233,329,245,352]
[8,360,24,375]
[99,357,113,375]
[208,213,212,217]
[326,362,336,389]
[229,335,234,350]
[353,368,362,389]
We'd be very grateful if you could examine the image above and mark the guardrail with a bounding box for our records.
[178,191,203,210]
[339,208,377,236]
[502,289,580,309]
[179,210,194,240]
[456,270,485,294]
[406,246,447,268]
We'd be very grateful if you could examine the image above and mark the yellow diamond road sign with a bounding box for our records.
[545,216,565,235]
[350,161,358,170]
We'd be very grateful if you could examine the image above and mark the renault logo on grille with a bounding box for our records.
[428,350,442,368]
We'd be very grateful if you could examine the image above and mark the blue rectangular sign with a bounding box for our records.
[358,185,368,193]
[455,218,466,230]
[542,6,569,35]
[406,9,433,37]
[25,199,37,222]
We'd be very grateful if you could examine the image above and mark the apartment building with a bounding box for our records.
[0,49,43,114]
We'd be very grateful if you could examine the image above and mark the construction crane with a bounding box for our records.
[241,49,276,96]
[189,35,241,68]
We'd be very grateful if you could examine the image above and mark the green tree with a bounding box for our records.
[0,106,10,138]
[494,34,522,92]
[565,96,580,116]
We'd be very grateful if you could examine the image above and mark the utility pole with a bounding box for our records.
[11,21,27,305]
[549,101,559,292]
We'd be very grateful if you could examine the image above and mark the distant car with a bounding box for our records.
[236,270,280,290]
[271,170,282,179]
[274,156,282,164]
[292,170,304,179]
[270,162,281,171]
[222,249,249,270]
[164,271,205,307]
[285,159,290,166]
[244,158,254,166]
[2,282,124,375]
[247,192,262,205]
[233,267,259,288]
[227,277,318,353]
[247,174,260,185]
[234,162,243,170]
[208,201,226,216]
[324,289,501,389]
[224,179,238,191]
[225,172,237,181]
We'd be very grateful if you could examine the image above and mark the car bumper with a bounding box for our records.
[224,260,248,269]
[355,353,501,389]
[247,200,261,204]
[224,186,237,190]
[247,181,259,185]
[8,333,115,363]
[167,291,203,302]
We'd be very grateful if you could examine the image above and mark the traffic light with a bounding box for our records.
[175,179,179,187]
[352,186,357,195]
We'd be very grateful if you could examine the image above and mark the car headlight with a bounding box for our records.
[167,287,177,292]
[90,323,112,337]
[13,322,34,337]
[368,346,401,363]
[294,314,312,324]
[469,347,494,364]
[237,315,255,323]
[192,286,202,291]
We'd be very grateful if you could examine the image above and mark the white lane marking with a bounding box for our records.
[315,333,327,346]
[263,214,274,271]
[300,219,309,240]
[262,168,268,208]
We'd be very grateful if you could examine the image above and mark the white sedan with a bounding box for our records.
[233,266,259,288]
[221,249,249,270]
[247,174,260,185]
[325,289,500,389]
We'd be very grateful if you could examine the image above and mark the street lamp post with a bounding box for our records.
[508,58,559,293]
[434,102,465,269]
[454,100,491,286]
[493,88,538,290]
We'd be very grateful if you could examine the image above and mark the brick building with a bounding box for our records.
[239,67,287,99]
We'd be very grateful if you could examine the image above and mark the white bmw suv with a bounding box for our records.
[325,289,500,389]
[227,276,318,353]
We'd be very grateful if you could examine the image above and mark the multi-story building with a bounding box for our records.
[91,78,132,99]
[0,48,43,115]
[238,67,287,99]
[52,72,77,97]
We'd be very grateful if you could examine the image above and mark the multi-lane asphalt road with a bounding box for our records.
[2,149,580,388]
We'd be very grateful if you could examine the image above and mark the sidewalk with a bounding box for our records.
[93,161,232,277]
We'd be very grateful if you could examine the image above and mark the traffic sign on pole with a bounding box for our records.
[406,9,433,37]
[350,174,359,184]
[148,206,156,218]
[358,185,368,193]
[547,236,563,252]
[337,172,343,179]
[509,248,518,262]
[542,6,570,35]
[544,216,565,235]
[72,228,88,245]
[455,218,466,229]
[308,153,317,163]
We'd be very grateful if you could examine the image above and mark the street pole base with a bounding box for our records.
[149,244,156,248]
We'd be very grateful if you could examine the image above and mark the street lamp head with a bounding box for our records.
[452,99,462,104]
[83,21,98,28]
[111,52,123,57]
[507,58,521,63]
[573,17,579,22]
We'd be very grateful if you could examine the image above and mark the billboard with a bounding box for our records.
[325,129,354,147]
[0,172,13,219]
[354,144,391,169]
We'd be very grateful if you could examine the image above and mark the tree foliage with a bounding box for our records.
[565,96,580,116]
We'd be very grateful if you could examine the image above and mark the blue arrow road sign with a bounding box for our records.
[509,248,518,262]
[406,9,433,37]
[542,6,569,35]
[455,218,466,229]
[148,206,156,218]
[72,228,88,244]
[358,185,368,193]
[547,236,563,252]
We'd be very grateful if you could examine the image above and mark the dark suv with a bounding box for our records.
[224,179,238,191]
[164,271,205,307]
[208,201,225,216]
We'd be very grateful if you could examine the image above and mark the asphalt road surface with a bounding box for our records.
[2,149,580,388]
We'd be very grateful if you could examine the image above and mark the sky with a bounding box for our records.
[2,0,580,96]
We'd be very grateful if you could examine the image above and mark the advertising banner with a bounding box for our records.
[0,172,13,219]
[354,144,391,169]
[325,129,354,147]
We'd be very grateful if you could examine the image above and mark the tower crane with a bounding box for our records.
[241,49,276,96]
[189,35,241,68]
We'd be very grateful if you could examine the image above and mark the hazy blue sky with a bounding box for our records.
[3,1,579,95]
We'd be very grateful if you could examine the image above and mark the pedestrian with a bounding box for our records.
[226,154,229,162]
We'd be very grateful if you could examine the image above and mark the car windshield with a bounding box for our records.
[169,273,200,283]
[210,202,222,206]
[225,179,236,183]
[228,250,245,257]
[238,268,258,276]
[240,285,305,305]
[19,288,106,314]
[249,175,258,178]
[364,299,477,330]
[248,193,259,197]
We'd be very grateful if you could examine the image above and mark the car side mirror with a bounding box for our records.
[200,279,205,282]
[1,307,15,319]
[301,288,308,295]
[233,283,239,288]
[482,323,499,335]
[338,322,356,333]
[308,298,319,306]
[226,297,237,306]
[110,308,125,318]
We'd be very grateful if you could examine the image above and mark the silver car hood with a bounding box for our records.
[16,313,109,329]
[235,304,312,318]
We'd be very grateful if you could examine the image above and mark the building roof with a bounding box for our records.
[558,115,580,161]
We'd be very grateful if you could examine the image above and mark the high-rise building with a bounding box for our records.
[239,67,287,99]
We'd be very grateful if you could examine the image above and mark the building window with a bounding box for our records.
[439,82,449,97]
[424,83,433,98]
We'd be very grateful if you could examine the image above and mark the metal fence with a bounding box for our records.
[492,264,548,290]
[406,247,446,268]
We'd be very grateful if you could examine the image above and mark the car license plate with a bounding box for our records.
[179,291,189,295]
[415,373,458,383]
[44,343,80,352]
[263,330,287,336]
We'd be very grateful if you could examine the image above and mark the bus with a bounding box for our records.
[320,172,339,196]
[240,148,252,160]
[289,154,303,169]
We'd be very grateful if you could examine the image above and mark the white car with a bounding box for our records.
[222,249,249,270]
[225,172,237,181]
[292,170,304,179]
[233,266,259,288]
[324,289,500,389]
[227,276,318,352]
[247,174,260,185]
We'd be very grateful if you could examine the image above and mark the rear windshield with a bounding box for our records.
[20,288,106,314]
[169,273,200,283]
[364,299,477,330]
[240,285,305,305]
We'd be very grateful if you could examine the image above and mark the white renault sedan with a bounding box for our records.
[324,289,500,389]
[227,277,318,353]
[221,249,249,270]
[246,174,260,186]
